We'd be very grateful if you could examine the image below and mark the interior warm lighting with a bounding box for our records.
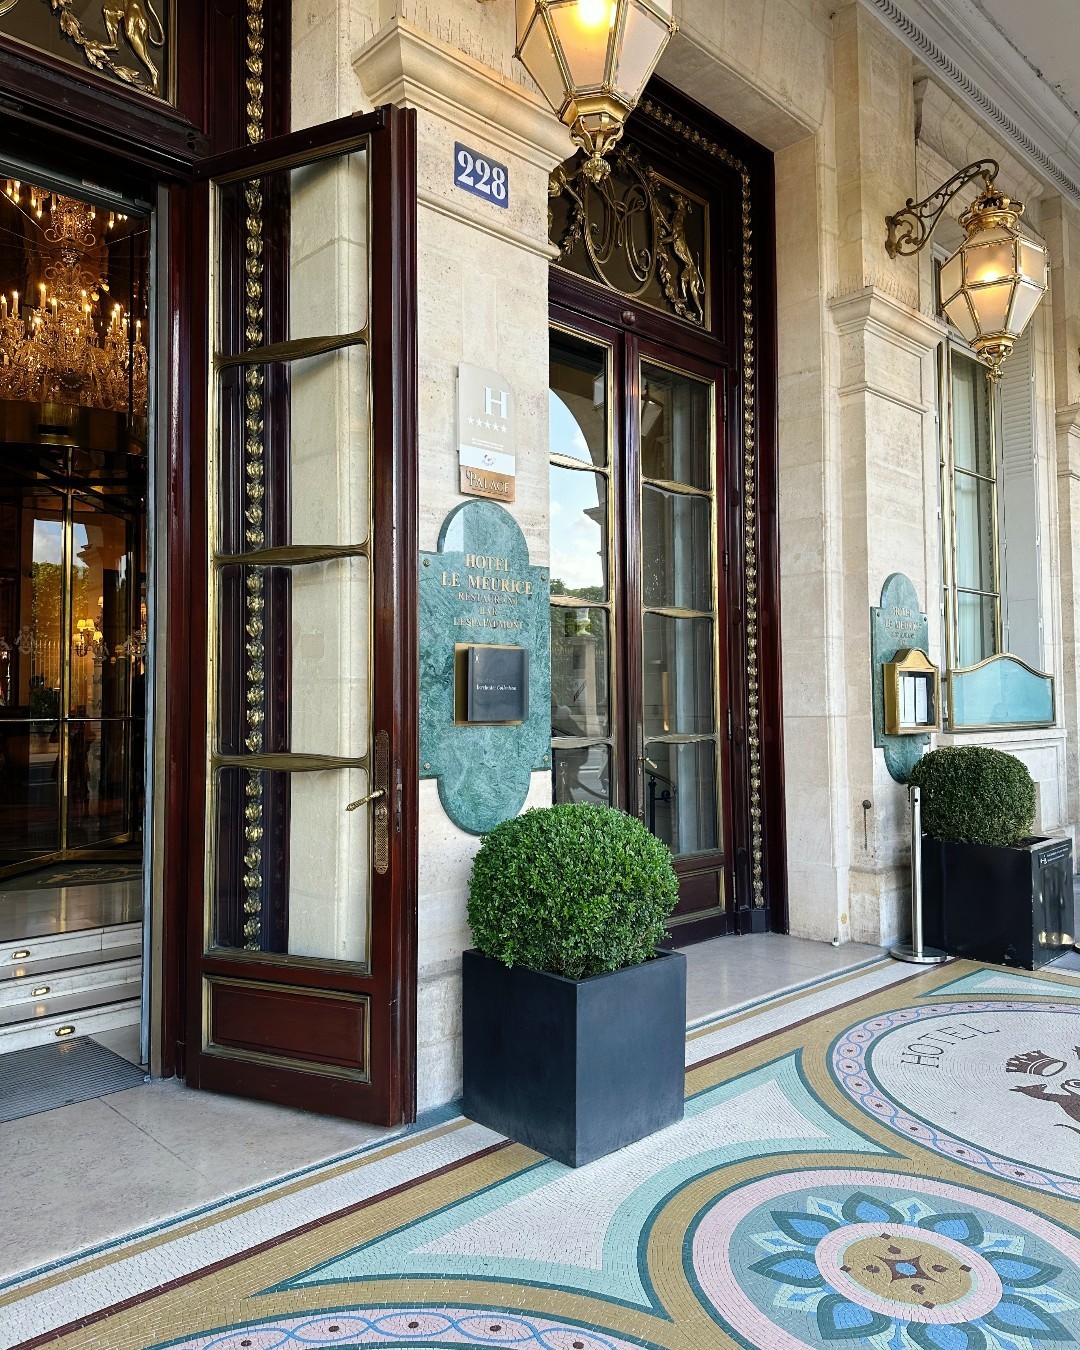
[885,160,1048,380]
[0,180,147,413]
[516,0,676,183]
[576,0,614,26]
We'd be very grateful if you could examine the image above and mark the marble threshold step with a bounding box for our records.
[0,981,141,1053]
[0,948,142,1008]
[0,921,142,969]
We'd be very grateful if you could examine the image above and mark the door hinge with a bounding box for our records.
[727,708,733,740]
[722,549,729,574]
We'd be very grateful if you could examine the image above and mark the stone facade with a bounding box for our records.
[293,0,1079,1109]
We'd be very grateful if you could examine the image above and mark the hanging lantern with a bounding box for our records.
[516,0,677,183]
[936,184,1048,380]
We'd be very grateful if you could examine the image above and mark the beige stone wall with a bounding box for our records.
[288,0,1080,1108]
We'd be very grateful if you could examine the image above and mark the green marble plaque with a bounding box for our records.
[870,573,929,784]
[419,501,551,834]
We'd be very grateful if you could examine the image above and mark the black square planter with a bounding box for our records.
[921,835,1074,969]
[461,946,686,1167]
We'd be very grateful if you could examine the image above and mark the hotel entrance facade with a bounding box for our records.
[0,0,1077,1125]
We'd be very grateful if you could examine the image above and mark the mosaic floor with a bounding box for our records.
[4,957,1079,1350]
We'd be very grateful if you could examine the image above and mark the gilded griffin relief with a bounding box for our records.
[0,0,166,96]
[549,145,707,327]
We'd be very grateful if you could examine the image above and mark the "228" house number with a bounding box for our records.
[454,143,509,209]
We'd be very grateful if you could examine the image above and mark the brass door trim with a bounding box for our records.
[215,329,367,368]
[212,752,369,773]
[213,542,368,568]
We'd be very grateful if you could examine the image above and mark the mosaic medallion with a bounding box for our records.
[161,1307,647,1350]
[691,1169,1080,1349]
[831,1001,1080,1199]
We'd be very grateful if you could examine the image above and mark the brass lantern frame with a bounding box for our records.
[515,0,677,183]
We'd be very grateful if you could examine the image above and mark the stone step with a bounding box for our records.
[0,984,142,1053]
[0,950,142,1008]
[0,922,142,971]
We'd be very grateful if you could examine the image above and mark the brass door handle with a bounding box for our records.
[347,731,391,875]
[345,788,385,812]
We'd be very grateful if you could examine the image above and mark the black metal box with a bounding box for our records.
[462,947,686,1166]
[921,835,1074,969]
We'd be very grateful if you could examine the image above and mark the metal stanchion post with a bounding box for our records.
[890,784,947,964]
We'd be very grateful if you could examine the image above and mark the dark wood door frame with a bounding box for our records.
[549,82,786,937]
[182,109,418,1123]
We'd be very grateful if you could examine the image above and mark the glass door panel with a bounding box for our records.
[638,359,721,867]
[0,490,64,868]
[550,329,614,808]
[548,322,729,930]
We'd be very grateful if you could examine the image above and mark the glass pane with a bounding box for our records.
[212,764,369,962]
[552,744,611,808]
[643,739,718,856]
[65,720,131,848]
[956,592,997,667]
[70,504,133,719]
[216,146,368,350]
[950,354,992,475]
[549,466,608,600]
[217,346,369,553]
[643,614,714,737]
[954,473,996,591]
[641,485,713,611]
[0,723,60,864]
[549,333,607,467]
[216,556,370,759]
[0,492,63,720]
[613,3,669,99]
[640,362,711,488]
[551,606,609,737]
[549,2,612,88]
[970,280,1013,336]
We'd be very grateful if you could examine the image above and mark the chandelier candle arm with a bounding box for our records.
[885,160,1049,380]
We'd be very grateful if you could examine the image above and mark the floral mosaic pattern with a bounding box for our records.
[692,1170,1080,1349]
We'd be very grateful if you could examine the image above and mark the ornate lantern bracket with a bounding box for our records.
[885,158,1049,380]
[885,159,998,259]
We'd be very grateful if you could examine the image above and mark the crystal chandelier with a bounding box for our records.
[0,181,148,415]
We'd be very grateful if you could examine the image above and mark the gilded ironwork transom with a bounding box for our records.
[549,145,709,328]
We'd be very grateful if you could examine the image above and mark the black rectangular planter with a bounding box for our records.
[462,947,686,1167]
[921,835,1074,969]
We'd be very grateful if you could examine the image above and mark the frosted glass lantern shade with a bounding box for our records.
[516,0,676,170]
[937,205,1048,376]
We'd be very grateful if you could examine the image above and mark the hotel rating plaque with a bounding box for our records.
[458,363,516,502]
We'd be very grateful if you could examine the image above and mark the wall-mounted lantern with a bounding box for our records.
[513,0,677,183]
[885,159,1048,380]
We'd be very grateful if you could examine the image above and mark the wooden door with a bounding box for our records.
[185,109,417,1124]
[548,310,735,938]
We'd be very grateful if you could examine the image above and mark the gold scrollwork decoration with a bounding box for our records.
[0,0,167,95]
[550,145,706,327]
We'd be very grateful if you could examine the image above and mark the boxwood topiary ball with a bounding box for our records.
[467,802,679,980]
[908,745,1036,847]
